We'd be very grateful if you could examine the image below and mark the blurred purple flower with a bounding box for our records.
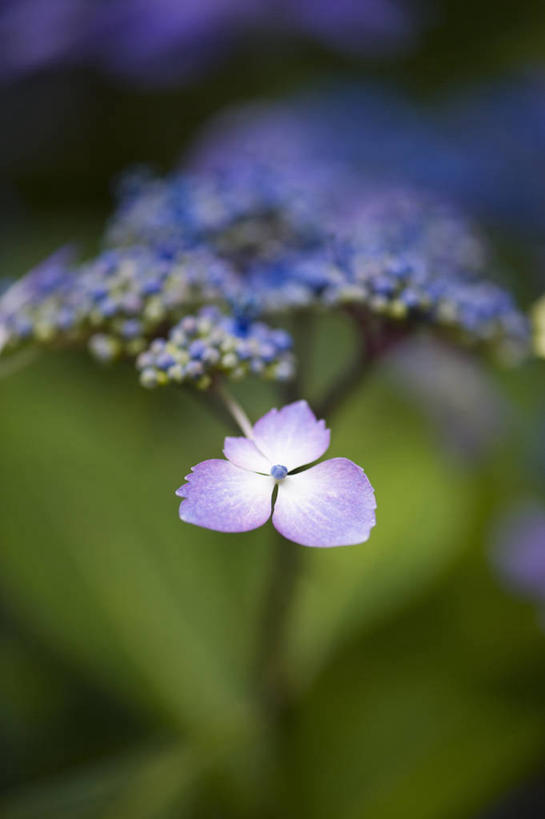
[0,0,420,84]
[176,400,376,547]
[278,0,416,56]
[97,0,255,83]
[0,0,92,76]
[388,337,507,462]
[190,74,545,243]
[435,72,545,240]
[492,504,545,604]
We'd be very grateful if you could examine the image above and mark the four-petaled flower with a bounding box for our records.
[176,400,376,547]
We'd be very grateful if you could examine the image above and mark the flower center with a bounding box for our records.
[270,464,288,481]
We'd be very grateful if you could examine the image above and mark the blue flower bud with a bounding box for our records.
[270,464,288,480]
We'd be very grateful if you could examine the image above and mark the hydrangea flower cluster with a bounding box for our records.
[106,167,531,358]
[0,244,237,362]
[136,306,294,389]
[0,114,534,382]
[107,164,328,259]
[267,188,528,354]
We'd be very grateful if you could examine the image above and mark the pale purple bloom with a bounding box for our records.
[176,400,376,547]
[493,504,545,604]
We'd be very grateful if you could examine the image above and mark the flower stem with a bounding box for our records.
[213,381,254,438]
[315,341,372,420]
[255,526,302,717]
[315,311,409,419]
[255,313,408,721]
[254,376,303,719]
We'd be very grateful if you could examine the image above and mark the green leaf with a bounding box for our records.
[279,556,545,819]
[1,743,204,819]
[0,356,264,736]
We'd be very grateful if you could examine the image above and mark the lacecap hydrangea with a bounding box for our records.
[0,141,533,388]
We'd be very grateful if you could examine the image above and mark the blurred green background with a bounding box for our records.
[2,1,545,817]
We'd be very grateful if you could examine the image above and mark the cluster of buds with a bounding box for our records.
[0,160,534,384]
[136,306,294,390]
[107,166,326,265]
[0,245,238,361]
[240,189,530,359]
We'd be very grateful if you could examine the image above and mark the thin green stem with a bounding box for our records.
[315,311,409,419]
[289,310,314,399]
[253,375,302,718]
[315,343,372,420]
[255,525,302,716]
[254,313,408,721]
[213,381,254,438]
[189,387,238,434]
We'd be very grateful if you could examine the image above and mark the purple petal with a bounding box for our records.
[223,436,272,473]
[272,457,376,547]
[251,400,330,471]
[177,459,273,533]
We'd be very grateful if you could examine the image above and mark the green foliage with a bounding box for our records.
[0,357,263,736]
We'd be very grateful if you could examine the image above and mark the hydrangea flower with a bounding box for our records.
[176,400,376,547]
